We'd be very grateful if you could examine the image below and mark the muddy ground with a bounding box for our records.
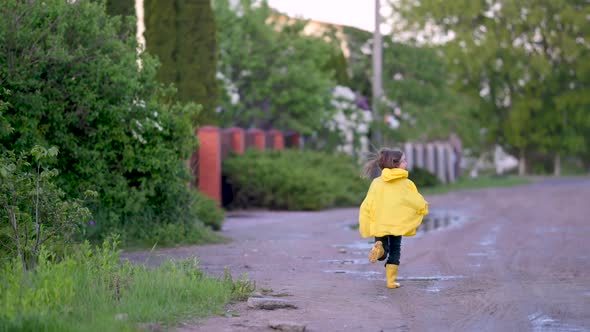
[123,178,590,332]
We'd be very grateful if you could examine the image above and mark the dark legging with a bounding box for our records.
[375,235,402,266]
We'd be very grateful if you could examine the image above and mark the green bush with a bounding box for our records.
[0,237,242,332]
[409,167,441,188]
[223,150,369,210]
[0,0,224,244]
[194,190,225,231]
[0,146,94,270]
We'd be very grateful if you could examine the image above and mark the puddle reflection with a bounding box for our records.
[347,209,469,235]
[333,242,373,250]
[322,269,465,283]
[319,259,369,265]
[322,270,383,280]
[417,210,466,234]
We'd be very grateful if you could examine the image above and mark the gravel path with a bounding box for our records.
[123,177,590,331]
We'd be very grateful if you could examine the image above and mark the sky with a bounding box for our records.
[266,0,377,32]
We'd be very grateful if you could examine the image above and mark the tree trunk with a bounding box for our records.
[7,208,26,271]
[553,153,561,176]
[518,147,526,176]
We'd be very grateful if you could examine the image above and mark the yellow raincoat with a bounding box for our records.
[359,168,429,238]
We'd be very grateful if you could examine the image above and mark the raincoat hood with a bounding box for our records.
[381,168,408,182]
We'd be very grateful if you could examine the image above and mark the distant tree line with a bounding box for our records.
[103,0,589,174]
[392,0,590,174]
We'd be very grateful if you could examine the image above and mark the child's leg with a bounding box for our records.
[385,235,402,288]
[385,235,402,265]
[376,236,388,261]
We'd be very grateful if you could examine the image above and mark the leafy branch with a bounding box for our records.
[0,146,96,271]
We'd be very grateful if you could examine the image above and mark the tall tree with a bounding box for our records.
[213,0,338,134]
[523,0,590,174]
[382,42,479,146]
[104,0,136,37]
[105,0,135,16]
[342,26,479,149]
[144,0,218,123]
[392,0,590,174]
[342,26,373,104]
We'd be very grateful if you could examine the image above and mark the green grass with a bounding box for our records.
[0,240,254,332]
[561,160,588,176]
[421,175,531,196]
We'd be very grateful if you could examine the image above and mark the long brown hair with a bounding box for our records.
[363,148,404,178]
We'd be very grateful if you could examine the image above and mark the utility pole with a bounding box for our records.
[372,0,383,147]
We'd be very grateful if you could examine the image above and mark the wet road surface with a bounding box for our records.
[124,177,590,331]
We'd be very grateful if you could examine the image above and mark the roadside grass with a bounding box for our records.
[560,160,588,176]
[0,239,254,332]
[421,175,531,196]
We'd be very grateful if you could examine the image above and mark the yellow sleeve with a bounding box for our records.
[418,201,429,216]
[408,180,418,192]
[408,180,429,216]
[358,183,375,238]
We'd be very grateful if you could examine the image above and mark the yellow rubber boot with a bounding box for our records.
[368,241,385,263]
[385,264,401,289]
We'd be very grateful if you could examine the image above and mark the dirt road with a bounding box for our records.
[124,178,590,331]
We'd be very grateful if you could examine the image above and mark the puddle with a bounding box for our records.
[333,242,373,250]
[475,225,501,258]
[333,209,469,286]
[528,312,588,332]
[533,227,561,235]
[347,209,469,235]
[479,239,495,246]
[322,270,465,282]
[343,219,359,231]
[468,249,497,261]
[319,259,369,265]
[322,270,382,280]
[397,275,465,281]
[416,209,468,234]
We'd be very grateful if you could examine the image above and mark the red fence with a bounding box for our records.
[193,126,300,205]
[192,127,460,206]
